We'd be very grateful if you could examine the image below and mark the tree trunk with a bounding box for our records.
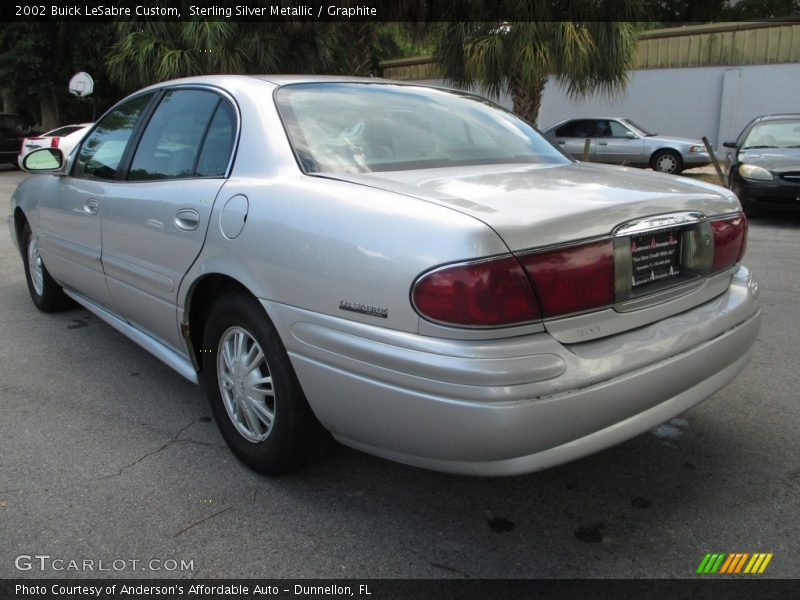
[39,91,60,131]
[1,88,17,113]
[347,23,376,76]
[510,74,548,127]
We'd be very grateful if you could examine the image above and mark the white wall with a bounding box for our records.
[417,62,800,150]
[539,63,800,149]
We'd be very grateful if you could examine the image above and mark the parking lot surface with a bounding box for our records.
[0,165,798,579]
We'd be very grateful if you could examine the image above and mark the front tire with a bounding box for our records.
[21,223,72,312]
[201,292,326,475]
[651,150,683,174]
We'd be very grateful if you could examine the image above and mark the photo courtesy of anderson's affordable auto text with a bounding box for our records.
[1,1,800,598]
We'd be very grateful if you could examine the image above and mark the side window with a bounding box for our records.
[128,90,220,181]
[608,120,631,138]
[73,94,153,180]
[555,121,579,137]
[556,120,596,138]
[594,120,613,138]
[196,101,236,178]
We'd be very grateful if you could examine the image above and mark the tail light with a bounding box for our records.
[412,256,541,326]
[50,137,61,148]
[412,212,743,329]
[518,240,615,318]
[412,239,616,327]
[710,213,747,273]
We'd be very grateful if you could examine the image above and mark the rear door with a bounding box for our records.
[549,120,597,160]
[100,88,237,351]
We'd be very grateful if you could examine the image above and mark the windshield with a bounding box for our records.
[742,120,800,149]
[621,118,656,136]
[275,83,570,174]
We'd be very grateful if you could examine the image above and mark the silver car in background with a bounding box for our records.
[10,76,760,476]
[545,117,711,174]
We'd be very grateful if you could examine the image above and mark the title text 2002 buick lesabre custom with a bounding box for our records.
[9,76,761,476]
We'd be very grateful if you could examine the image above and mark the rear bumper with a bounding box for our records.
[265,265,761,476]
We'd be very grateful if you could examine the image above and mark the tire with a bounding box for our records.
[21,222,73,312]
[651,150,683,174]
[201,291,327,475]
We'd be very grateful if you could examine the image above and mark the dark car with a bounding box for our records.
[0,113,38,167]
[724,114,800,215]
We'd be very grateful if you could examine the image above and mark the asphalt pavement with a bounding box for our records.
[0,164,798,579]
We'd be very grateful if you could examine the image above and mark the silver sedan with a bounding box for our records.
[544,117,711,173]
[9,76,760,476]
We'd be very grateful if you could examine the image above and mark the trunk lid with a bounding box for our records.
[323,162,739,251]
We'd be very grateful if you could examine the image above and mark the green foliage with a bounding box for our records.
[106,21,348,91]
[432,3,643,124]
[723,0,800,18]
[375,23,434,63]
[0,23,121,126]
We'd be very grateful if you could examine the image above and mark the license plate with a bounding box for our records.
[630,228,681,288]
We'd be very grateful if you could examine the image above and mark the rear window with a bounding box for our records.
[275,83,569,174]
[45,125,84,137]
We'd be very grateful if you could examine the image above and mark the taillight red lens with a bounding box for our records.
[711,214,746,272]
[412,256,541,326]
[518,240,615,318]
[50,137,60,148]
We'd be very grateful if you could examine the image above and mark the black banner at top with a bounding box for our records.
[4,0,800,22]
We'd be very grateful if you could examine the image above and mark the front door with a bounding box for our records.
[34,93,155,310]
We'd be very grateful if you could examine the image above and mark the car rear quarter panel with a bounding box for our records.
[182,174,510,336]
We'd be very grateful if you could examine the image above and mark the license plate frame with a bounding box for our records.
[613,212,714,304]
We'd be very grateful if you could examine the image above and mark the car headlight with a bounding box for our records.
[688,145,707,153]
[739,164,774,181]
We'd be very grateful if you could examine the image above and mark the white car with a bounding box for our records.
[11,77,760,476]
[18,123,92,167]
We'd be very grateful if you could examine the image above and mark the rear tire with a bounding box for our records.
[21,222,73,312]
[651,150,683,174]
[201,291,327,475]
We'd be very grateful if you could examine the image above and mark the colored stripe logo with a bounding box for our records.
[696,552,773,574]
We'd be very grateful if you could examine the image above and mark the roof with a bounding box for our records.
[753,113,800,121]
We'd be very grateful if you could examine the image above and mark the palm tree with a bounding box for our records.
[432,2,642,126]
[106,21,343,91]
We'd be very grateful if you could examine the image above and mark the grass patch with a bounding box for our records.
[681,172,725,186]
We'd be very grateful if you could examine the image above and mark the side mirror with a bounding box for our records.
[22,148,65,173]
[722,141,737,149]
[625,131,637,139]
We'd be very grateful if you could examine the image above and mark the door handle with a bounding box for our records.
[598,142,608,146]
[557,141,565,145]
[174,209,200,231]
[83,198,99,216]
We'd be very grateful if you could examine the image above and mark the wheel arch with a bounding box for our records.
[183,273,266,373]
[12,207,29,255]
[649,147,682,164]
